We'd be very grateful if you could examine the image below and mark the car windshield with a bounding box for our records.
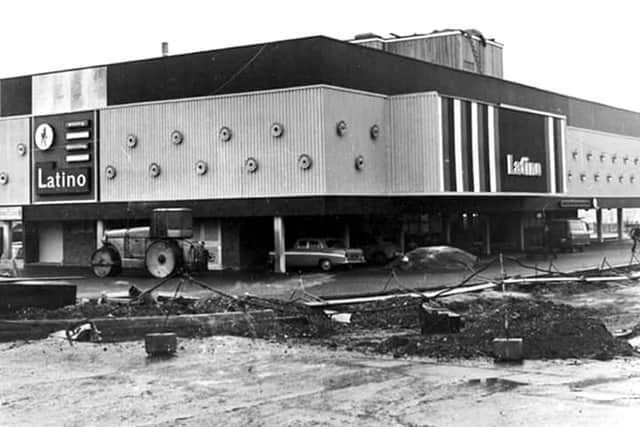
[325,239,345,248]
[569,221,587,232]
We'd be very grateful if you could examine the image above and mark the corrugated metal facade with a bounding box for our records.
[565,126,640,197]
[323,90,388,195]
[389,93,442,193]
[100,87,326,202]
[0,117,30,206]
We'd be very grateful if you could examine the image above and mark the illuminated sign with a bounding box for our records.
[33,111,96,202]
[34,123,55,151]
[506,154,542,177]
[35,163,90,195]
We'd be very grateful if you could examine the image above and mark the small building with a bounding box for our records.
[0,33,637,271]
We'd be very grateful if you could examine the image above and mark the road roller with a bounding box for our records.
[90,208,209,278]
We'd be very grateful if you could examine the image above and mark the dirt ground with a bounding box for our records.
[2,335,640,426]
[4,267,640,425]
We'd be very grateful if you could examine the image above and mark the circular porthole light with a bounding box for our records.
[219,126,232,142]
[126,134,138,148]
[195,160,208,175]
[370,124,380,140]
[105,165,117,180]
[149,163,161,178]
[336,120,347,137]
[171,130,184,145]
[271,122,284,138]
[245,157,258,173]
[298,154,312,170]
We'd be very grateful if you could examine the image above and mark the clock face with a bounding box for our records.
[35,123,55,151]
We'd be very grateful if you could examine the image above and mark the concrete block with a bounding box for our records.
[492,337,524,362]
[145,332,177,356]
[419,304,462,334]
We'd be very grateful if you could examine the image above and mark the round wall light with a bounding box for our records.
[245,157,258,173]
[336,120,348,137]
[149,163,161,178]
[105,165,117,180]
[126,134,138,148]
[271,122,284,138]
[171,130,184,145]
[195,160,208,175]
[298,154,312,170]
[219,126,232,142]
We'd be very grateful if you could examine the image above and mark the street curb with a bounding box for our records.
[0,310,275,343]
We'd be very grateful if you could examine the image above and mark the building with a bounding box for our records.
[0,32,638,272]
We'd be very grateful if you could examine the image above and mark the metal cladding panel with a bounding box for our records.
[389,93,442,193]
[33,67,107,116]
[0,76,31,117]
[565,126,640,197]
[323,89,388,195]
[0,118,30,205]
[100,87,325,202]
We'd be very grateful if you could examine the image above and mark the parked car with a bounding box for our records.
[547,219,590,252]
[269,238,365,271]
[363,237,401,265]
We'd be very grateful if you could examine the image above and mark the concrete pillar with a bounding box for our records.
[273,216,286,273]
[484,217,491,255]
[96,220,104,249]
[519,216,526,252]
[617,208,624,240]
[343,223,351,248]
[444,215,452,245]
[596,208,603,243]
[0,221,10,259]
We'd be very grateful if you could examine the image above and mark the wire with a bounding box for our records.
[210,43,268,96]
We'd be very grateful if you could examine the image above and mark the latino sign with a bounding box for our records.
[35,163,90,195]
[498,108,549,193]
[32,111,96,202]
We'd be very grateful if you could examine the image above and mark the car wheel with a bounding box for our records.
[319,259,332,272]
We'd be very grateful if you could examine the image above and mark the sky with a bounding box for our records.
[1,0,639,111]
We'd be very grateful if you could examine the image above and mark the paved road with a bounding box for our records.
[11,239,638,300]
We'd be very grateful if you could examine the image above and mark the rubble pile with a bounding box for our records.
[367,298,633,360]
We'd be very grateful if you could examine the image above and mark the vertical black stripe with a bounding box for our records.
[554,118,564,193]
[441,97,455,191]
[493,107,501,192]
[477,104,490,191]
[460,100,473,191]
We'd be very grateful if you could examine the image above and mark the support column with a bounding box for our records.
[273,216,286,273]
[399,219,406,253]
[596,208,603,243]
[519,216,526,252]
[343,223,351,248]
[617,208,624,240]
[1,221,10,259]
[444,215,452,245]
[484,217,491,255]
[96,220,104,249]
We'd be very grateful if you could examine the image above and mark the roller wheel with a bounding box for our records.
[145,240,183,278]
[319,259,332,272]
[90,246,121,278]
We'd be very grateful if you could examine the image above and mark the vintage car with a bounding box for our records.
[270,238,365,271]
